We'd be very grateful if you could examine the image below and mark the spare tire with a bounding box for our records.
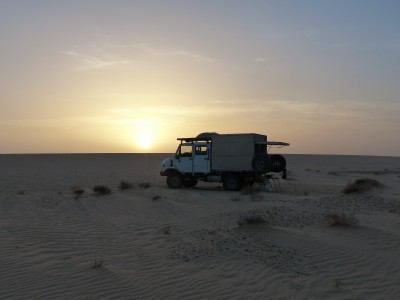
[252,154,270,171]
[269,154,286,173]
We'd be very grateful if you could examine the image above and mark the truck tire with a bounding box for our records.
[269,154,286,173]
[252,154,270,172]
[223,173,242,191]
[167,172,183,189]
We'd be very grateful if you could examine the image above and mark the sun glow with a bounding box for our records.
[132,119,159,151]
[137,133,152,149]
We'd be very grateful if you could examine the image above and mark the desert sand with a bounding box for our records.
[1,153,400,299]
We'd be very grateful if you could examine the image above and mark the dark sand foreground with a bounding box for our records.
[1,154,400,299]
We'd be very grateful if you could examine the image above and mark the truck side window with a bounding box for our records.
[195,146,208,155]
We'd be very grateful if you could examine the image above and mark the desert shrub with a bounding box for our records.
[324,213,359,227]
[152,194,161,201]
[241,185,261,195]
[72,187,84,199]
[238,215,267,226]
[139,182,151,189]
[90,260,103,268]
[162,226,171,234]
[333,278,342,288]
[343,178,382,194]
[93,185,111,195]
[119,181,133,190]
[241,185,262,201]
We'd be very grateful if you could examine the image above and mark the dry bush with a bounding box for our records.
[152,194,161,201]
[162,226,171,234]
[90,260,103,268]
[238,215,267,226]
[231,196,241,201]
[241,185,262,201]
[93,185,111,195]
[71,187,84,199]
[324,213,359,227]
[139,182,151,189]
[119,181,133,190]
[333,278,342,288]
[343,178,382,194]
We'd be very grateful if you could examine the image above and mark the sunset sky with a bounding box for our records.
[1,0,399,155]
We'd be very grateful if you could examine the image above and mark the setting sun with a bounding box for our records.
[137,134,152,149]
[132,119,159,151]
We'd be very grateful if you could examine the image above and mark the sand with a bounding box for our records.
[1,154,400,299]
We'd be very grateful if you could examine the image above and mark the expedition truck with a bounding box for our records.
[160,132,289,191]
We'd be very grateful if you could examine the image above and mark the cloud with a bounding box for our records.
[60,50,133,71]
[128,42,213,62]
[60,41,213,71]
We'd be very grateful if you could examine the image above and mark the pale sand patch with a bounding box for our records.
[0,154,399,299]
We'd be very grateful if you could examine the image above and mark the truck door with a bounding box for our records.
[193,143,210,174]
[175,144,193,173]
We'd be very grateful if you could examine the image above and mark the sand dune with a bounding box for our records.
[1,154,399,299]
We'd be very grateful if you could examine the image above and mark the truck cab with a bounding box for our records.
[173,142,210,174]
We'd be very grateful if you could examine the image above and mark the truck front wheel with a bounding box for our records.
[167,173,183,189]
[223,173,242,191]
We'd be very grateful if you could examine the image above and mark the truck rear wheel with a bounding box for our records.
[252,154,270,172]
[167,173,183,189]
[223,173,242,191]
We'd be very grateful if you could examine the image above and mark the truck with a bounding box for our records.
[160,132,289,191]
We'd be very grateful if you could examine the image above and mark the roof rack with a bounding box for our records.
[256,141,290,146]
[177,137,212,142]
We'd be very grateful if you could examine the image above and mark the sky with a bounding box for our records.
[0,0,399,155]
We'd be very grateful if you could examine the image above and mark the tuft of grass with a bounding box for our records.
[152,194,161,201]
[139,182,151,189]
[119,181,133,190]
[72,187,84,199]
[333,278,342,288]
[241,185,262,201]
[93,185,111,195]
[238,215,267,226]
[90,260,103,269]
[162,226,171,234]
[343,178,382,194]
[324,213,359,227]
